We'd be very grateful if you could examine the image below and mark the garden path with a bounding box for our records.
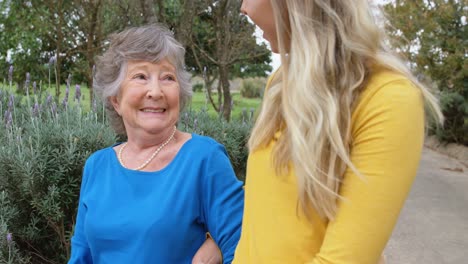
[385,147,468,264]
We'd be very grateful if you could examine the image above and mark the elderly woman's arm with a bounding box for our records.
[201,143,245,264]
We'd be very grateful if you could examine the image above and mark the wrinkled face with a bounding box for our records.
[241,0,278,53]
[110,59,180,137]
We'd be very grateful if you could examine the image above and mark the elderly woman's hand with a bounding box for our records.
[192,236,222,264]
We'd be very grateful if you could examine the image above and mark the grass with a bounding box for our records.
[187,91,261,120]
[2,82,262,120]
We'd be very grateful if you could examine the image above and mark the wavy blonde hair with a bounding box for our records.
[248,0,443,220]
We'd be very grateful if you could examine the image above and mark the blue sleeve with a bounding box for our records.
[201,143,244,264]
[68,158,93,264]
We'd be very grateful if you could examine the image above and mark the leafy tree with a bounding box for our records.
[384,0,467,144]
[125,0,272,121]
[0,1,53,92]
[186,0,271,121]
[1,0,271,120]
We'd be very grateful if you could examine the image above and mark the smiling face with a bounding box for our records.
[241,0,278,53]
[110,59,180,138]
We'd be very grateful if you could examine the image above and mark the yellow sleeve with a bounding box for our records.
[309,79,425,264]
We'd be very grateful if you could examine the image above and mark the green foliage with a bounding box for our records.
[0,85,253,262]
[0,90,116,263]
[240,78,265,99]
[1,0,272,119]
[0,191,31,264]
[193,83,204,93]
[434,90,468,144]
[0,1,45,79]
[384,0,467,145]
[180,110,252,181]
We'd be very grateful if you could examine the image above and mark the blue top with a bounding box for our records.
[68,134,244,264]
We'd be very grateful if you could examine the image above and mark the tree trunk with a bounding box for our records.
[140,0,156,23]
[84,0,103,107]
[155,0,165,23]
[55,0,64,99]
[219,65,231,121]
[205,79,218,111]
[214,0,232,121]
[176,0,196,47]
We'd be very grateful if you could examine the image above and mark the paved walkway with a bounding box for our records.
[385,148,468,263]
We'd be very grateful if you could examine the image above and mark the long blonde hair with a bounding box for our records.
[248,0,443,220]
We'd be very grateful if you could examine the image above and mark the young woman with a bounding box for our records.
[234,1,443,263]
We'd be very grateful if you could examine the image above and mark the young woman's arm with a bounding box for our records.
[310,77,425,264]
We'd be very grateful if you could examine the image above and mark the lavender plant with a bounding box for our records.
[0,192,30,263]
[62,74,71,108]
[0,68,253,264]
[74,85,81,103]
[0,94,116,263]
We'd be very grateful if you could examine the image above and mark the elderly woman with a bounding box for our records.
[68,24,244,264]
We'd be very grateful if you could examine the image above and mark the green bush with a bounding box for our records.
[240,78,265,99]
[434,90,468,145]
[180,109,252,181]
[0,87,252,263]
[192,83,204,93]
[0,90,116,263]
[0,191,31,264]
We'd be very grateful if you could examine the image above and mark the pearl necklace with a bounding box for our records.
[118,126,176,171]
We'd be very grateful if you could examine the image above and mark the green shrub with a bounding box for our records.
[240,78,265,99]
[0,87,252,263]
[192,83,204,93]
[433,90,468,145]
[180,110,252,181]
[0,90,116,263]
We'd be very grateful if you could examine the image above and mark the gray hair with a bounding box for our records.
[93,24,192,135]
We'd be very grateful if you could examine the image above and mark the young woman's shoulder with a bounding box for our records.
[356,68,423,113]
[351,68,425,137]
[367,68,420,95]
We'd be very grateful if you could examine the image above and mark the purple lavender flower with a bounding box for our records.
[194,118,198,131]
[51,102,57,116]
[6,233,12,244]
[8,94,14,110]
[4,109,10,121]
[62,85,70,108]
[45,93,52,106]
[33,81,37,94]
[8,65,13,83]
[32,102,40,117]
[75,84,81,102]
[250,108,255,120]
[4,110,12,127]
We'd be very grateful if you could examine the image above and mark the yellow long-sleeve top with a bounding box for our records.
[232,68,425,264]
